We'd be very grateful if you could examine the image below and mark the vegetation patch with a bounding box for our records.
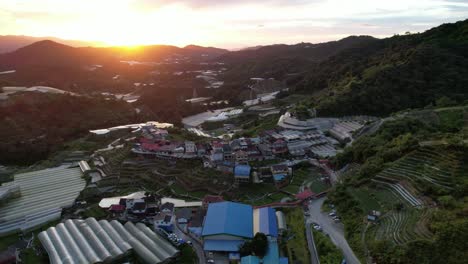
[284,208,310,264]
[313,229,343,264]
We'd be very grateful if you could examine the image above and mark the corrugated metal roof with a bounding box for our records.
[0,167,85,236]
[253,207,278,237]
[241,256,261,264]
[202,202,253,238]
[38,218,178,264]
[203,239,245,252]
[234,165,251,177]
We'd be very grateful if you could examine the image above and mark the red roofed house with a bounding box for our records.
[295,188,315,200]
[109,204,125,215]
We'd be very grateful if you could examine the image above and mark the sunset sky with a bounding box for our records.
[1,0,467,49]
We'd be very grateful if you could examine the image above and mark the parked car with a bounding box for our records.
[312,223,322,231]
[328,212,336,217]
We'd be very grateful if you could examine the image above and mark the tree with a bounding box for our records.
[251,233,268,258]
[239,233,269,258]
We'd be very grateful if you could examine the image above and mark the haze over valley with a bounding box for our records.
[0,2,467,264]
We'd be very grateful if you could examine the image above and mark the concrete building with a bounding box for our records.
[234,165,251,183]
[184,141,196,154]
[235,150,248,164]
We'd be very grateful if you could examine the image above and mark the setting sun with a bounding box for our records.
[2,0,467,48]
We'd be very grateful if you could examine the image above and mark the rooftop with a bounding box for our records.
[203,239,245,252]
[253,207,278,237]
[0,166,86,236]
[234,165,251,178]
[38,218,178,264]
[202,201,253,238]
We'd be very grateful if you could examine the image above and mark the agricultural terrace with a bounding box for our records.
[356,146,466,247]
[116,158,233,198]
[375,147,461,193]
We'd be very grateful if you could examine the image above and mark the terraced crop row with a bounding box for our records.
[373,208,432,245]
[372,178,423,208]
[375,148,460,194]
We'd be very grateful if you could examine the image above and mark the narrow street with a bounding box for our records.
[174,222,206,264]
[307,197,361,264]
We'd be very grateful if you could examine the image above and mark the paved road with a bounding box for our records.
[174,222,206,264]
[307,198,361,264]
[305,218,321,264]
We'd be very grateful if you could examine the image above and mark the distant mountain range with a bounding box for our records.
[0,39,229,70]
[0,35,99,53]
[1,18,467,118]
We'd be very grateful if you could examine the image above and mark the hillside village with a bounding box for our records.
[0,17,467,264]
[1,72,467,264]
[0,102,379,264]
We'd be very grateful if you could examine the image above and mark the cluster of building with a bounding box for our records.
[277,111,374,144]
[96,194,291,263]
[98,192,204,235]
[202,201,288,264]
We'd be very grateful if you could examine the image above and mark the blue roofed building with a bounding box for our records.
[202,201,285,262]
[202,202,253,252]
[234,165,251,183]
[253,207,278,237]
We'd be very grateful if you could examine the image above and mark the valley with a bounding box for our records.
[0,18,467,264]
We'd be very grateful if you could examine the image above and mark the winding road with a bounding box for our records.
[305,219,321,264]
[174,222,206,264]
[307,197,361,264]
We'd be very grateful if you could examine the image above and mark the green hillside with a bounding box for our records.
[327,105,468,263]
[299,19,468,116]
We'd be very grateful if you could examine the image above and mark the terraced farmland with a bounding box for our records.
[369,208,432,245]
[116,158,233,196]
[375,147,460,192]
[364,147,464,245]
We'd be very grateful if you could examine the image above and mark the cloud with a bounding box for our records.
[134,0,319,9]
[0,0,467,48]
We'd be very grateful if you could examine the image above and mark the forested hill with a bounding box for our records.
[0,93,141,164]
[220,36,378,83]
[296,19,468,116]
[220,19,468,117]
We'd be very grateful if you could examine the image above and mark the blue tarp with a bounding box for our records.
[235,165,251,178]
[279,257,289,264]
[203,239,245,252]
[202,201,253,238]
[273,174,286,181]
[257,207,278,237]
